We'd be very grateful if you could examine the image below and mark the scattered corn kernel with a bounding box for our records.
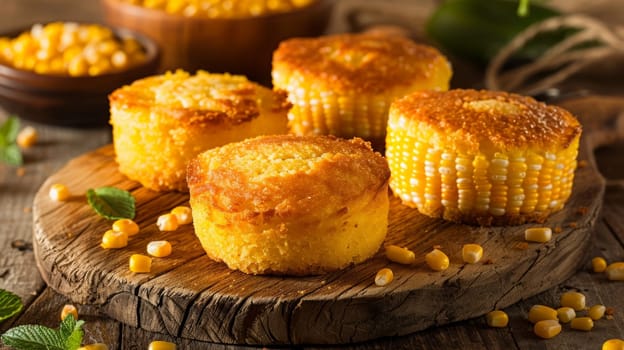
[157,213,179,231]
[528,304,558,324]
[605,262,624,281]
[148,340,176,350]
[147,240,172,258]
[486,310,509,327]
[112,218,140,236]
[560,291,586,311]
[171,206,192,225]
[375,268,394,286]
[425,248,450,272]
[533,319,562,339]
[589,304,607,320]
[60,304,78,321]
[101,229,128,249]
[129,253,152,273]
[570,316,594,331]
[78,344,109,350]
[385,245,416,265]
[592,257,608,273]
[462,244,483,264]
[556,307,576,323]
[16,126,37,148]
[49,183,70,201]
[525,227,552,243]
[603,339,624,350]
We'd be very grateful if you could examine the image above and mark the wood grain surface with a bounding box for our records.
[32,131,603,345]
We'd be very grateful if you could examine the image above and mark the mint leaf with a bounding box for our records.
[0,116,23,166]
[0,143,23,166]
[87,187,135,220]
[1,312,85,350]
[0,289,23,322]
[59,315,84,350]
[0,116,20,145]
[1,324,65,350]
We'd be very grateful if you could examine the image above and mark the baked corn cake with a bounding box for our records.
[109,70,289,192]
[187,135,390,275]
[272,32,452,148]
[386,89,582,226]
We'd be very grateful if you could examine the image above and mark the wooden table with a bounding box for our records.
[1,1,623,349]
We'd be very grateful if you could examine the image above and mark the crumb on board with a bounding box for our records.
[553,226,563,234]
[16,167,25,176]
[576,207,589,216]
[577,159,588,168]
[515,242,530,250]
[568,222,578,228]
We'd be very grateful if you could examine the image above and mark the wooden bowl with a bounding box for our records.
[0,26,160,127]
[100,0,334,84]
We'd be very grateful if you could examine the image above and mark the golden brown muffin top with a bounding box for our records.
[390,89,582,152]
[187,135,390,219]
[272,33,451,93]
[109,70,290,125]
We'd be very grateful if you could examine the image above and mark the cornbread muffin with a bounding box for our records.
[187,135,390,275]
[385,89,582,226]
[272,32,452,148]
[110,70,289,191]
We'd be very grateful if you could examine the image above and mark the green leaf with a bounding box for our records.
[0,289,23,322]
[59,315,84,350]
[517,0,530,16]
[0,143,23,166]
[0,116,20,146]
[1,324,65,350]
[87,187,136,220]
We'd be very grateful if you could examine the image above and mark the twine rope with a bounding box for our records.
[485,15,624,96]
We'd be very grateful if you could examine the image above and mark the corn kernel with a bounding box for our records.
[374,268,394,286]
[60,304,78,321]
[592,257,608,273]
[129,254,152,273]
[112,218,140,236]
[556,307,576,323]
[78,344,109,350]
[49,183,71,201]
[147,240,172,258]
[462,243,483,264]
[148,340,176,350]
[101,229,128,249]
[603,339,624,350]
[570,316,594,331]
[171,206,192,225]
[589,304,606,320]
[16,126,37,148]
[533,319,562,339]
[425,248,450,271]
[606,262,624,281]
[560,291,586,311]
[157,213,179,231]
[486,310,508,327]
[525,227,552,243]
[528,304,558,324]
[385,245,416,264]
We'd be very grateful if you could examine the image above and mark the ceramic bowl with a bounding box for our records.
[0,25,160,127]
[100,0,334,84]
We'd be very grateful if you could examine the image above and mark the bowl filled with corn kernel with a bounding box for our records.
[0,22,159,127]
[100,0,333,84]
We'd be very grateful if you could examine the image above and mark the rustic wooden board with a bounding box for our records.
[32,133,604,345]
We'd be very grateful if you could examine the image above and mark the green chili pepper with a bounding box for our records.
[426,0,570,65]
